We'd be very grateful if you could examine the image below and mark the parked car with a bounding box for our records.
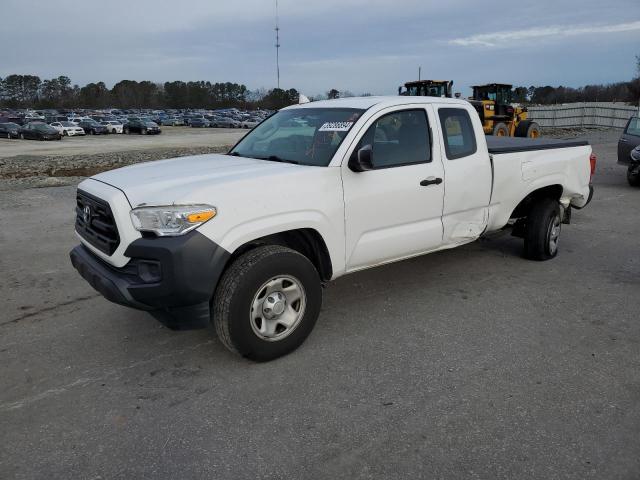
[0,122,20,139]
[618,116,640,186]
[50,121,85,136]
[190,117,210,128]
[123,118,161,135]
[101,121,124,134]
[77,119,109,135]
[70,96,595,361]
[161,117,184,126]
[210,117,240,128]
[240,118,259,129]
[19,122,62,140]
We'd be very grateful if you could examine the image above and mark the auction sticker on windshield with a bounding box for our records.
[318,121,354,132]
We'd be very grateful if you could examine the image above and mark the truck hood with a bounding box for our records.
[92,153,308,207]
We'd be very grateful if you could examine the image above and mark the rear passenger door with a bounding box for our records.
[435,105,492,245]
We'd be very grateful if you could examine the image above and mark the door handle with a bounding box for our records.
[420,177,443,187]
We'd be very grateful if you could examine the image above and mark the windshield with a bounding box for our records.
[34,124,56,132]
[230,108,364,166]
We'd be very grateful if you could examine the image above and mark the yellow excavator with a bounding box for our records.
[469,83,540,138]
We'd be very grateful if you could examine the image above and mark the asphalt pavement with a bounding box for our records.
[1,132,638,479]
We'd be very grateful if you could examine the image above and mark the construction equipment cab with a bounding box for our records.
[399,80,454,98]
[470,83,540,138]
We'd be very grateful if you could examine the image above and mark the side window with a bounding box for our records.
[438,108,477,159]
[626,117,640,137]
[357,109,430,168]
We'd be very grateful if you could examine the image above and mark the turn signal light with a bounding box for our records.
[187,210,216,223]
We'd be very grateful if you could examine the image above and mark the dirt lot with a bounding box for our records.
[1,129,639,479]
[0,126,246,159]
[0,127,246,189]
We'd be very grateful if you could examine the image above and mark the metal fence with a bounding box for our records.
[527,102,639,129]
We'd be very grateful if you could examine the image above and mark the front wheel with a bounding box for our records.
[627,164,640,187]
[524,198,562,261]
[493,122,509,136]
[213,245,322,361]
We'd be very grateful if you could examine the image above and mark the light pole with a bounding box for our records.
[275,0,280,89]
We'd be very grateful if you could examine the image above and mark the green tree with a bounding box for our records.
[2,74,41,107]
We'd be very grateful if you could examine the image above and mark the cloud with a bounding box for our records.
[449,20,640,47]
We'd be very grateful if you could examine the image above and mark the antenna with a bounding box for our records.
[275,0,280,89]
[418,66,421,81]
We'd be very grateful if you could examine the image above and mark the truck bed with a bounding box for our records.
[486,136,589,154]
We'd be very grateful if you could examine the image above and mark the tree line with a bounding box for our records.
[1,72,639,110]
[510,79,640,105]
[0,74,300,110]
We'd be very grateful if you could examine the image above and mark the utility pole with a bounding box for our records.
[418,66,421,81]
[275,0,280,89]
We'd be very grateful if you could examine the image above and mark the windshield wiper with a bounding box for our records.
[256,155,299,165]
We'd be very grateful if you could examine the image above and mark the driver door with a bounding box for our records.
[342,105,445,271]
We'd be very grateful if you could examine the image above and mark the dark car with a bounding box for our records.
[618,116,640,187]
[123,118,161,135]
[190,117,210,128]
[18,122,62,141]
[77,119,109,135]
[618,116,640,165]
[0,122,20,139]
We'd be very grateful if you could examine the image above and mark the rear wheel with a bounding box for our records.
[213,245,322,361]
[493,122,509,136]
[524,198,562,261]
[142,128,147,135]
[63,130,68,136]
[627,164,640,187]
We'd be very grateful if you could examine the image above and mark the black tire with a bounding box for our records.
[142,128,147,135]
[515,120,541,138]
[20,133,25,140]
[124,127,129,134]
[492,122,509,136]
[213,245,322,361]
[89,129,94,135]
[6,133,10,139]
[63,130,68,136]
[627,164,640,187]
[524,198,562,261]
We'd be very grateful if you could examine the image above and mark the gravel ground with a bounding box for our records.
[0,126,245,189]
[1,128,638,479]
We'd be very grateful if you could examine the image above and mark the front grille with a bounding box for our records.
[76,190,120,255]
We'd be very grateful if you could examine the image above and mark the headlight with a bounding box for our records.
[130,205,217,236]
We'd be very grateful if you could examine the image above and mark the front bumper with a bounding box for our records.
[70,231,230,329]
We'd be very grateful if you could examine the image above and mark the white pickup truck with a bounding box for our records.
[70,96,595,361]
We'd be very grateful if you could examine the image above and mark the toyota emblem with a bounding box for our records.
[83,205,91,224]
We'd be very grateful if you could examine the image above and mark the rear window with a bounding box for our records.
[438,108,477,159]
[626,117,640,137]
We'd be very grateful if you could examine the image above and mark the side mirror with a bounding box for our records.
[349,144,374,172]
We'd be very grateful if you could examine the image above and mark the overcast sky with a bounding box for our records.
[1,0,639,96]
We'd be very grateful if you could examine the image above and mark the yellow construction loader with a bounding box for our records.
[469,83,540,137]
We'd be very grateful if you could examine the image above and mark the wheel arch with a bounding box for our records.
[509,184,563,219]
[224,228,334,282]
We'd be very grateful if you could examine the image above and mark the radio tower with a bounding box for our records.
[275,0,280,89]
